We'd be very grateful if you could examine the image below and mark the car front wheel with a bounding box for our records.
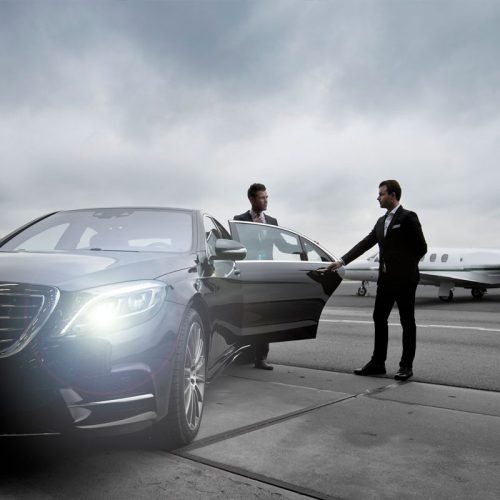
[154,308,206,449]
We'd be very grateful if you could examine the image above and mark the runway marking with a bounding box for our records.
[320,319,500,333]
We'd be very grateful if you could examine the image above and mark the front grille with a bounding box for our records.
[0,283,60,358]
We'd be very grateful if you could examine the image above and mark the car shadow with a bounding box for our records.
[0,432,162,471]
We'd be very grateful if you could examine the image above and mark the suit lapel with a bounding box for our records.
[376,215,385,241]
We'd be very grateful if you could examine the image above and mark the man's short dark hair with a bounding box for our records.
[248,183,266,199]
[379,179,402,201]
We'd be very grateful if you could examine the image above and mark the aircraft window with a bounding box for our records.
[430,253,437,262]
[441,254,449,263]
[420,256,425,262]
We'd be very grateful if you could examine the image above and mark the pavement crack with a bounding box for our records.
[175,395,355,454]
[171,453,344,500]
[358,381,403,397]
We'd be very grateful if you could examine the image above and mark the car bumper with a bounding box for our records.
[0,322,180,437]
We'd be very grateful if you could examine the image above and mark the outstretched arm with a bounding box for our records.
[327,226,378,271]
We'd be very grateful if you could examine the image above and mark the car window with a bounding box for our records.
[204,216,223,257]
[76,227,98,249]
[0,209,193,253]
[232,222,303,261]
[10,223,70,252]
[212,218,231,240]
[301,238,330,262]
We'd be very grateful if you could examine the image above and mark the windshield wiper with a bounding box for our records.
[88,248,140,253]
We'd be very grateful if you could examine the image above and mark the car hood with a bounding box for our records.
[0,251,194,291]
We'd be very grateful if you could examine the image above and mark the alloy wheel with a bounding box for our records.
[183,321,206,430]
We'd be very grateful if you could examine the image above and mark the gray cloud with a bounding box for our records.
[1,0,500,252]
[4,1,499,121]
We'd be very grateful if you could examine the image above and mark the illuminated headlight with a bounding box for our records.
[60,281,167,336]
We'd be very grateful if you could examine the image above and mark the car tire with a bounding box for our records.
[153,308,207,449]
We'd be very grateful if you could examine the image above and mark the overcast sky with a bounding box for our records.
[1,0,499,256]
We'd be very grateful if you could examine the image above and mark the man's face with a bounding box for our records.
[250,190,268,213]
[377,186,397,210]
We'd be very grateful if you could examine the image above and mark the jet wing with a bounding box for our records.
[419,270,500,288]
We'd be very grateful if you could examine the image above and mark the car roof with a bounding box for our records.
[57,206,200,214]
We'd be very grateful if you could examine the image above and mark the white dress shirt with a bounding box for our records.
[250,210,266,224]
[384,204,400,237]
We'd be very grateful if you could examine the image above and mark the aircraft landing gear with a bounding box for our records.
[357,281,368,297]
[471,288,486,300]
[439,290,454,302]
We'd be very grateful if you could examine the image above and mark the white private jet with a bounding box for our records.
[344,248,500,301]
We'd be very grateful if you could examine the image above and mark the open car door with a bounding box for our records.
[228,221,343,344]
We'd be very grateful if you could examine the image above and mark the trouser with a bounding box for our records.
[255,342,269,361]
[372,282,418,368]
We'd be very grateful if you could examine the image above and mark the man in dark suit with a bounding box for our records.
[233,183,278,226]
[233,182,277,370]
[328,180,427,381]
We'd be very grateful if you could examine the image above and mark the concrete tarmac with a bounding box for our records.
[1,363,500,499]
[179,363,500,500]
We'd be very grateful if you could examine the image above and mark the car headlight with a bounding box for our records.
[60,281,167,337]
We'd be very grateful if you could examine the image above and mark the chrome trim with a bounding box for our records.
[75,411,157,429]
[0,432,61,437]
[222,249,247,257]
[68,393,154,408]
[0,283,60,359]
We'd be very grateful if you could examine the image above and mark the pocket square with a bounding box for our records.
[392,224,401,229]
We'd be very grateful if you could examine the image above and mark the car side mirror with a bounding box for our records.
[212,239,247,261]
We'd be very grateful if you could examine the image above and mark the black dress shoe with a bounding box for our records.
[394,367,413,381]
[254,360,274,370]
[353,361,386,376]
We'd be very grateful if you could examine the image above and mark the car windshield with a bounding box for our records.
[0,208,193,253]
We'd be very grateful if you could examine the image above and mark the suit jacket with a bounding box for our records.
[342,206,427,285]
[232,211,280,260]
[233,211,278,226]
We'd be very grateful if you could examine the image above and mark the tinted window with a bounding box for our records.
[302,238,330,262]
[232,223,303,261]
[204,216,222,257]
[9,223,70,252]
[0,209,193,253]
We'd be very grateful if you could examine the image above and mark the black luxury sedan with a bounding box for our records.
[0,207,342,447]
